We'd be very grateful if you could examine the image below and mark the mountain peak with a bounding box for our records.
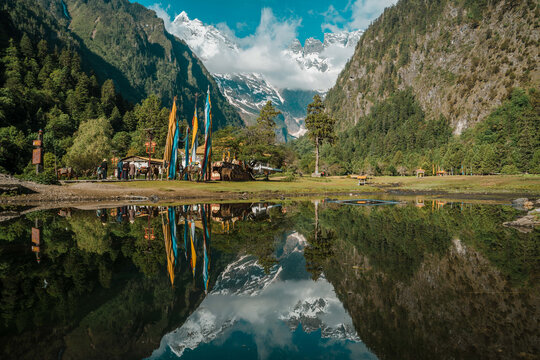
[159,10,361,137]
[288,38,302,54]
[174,11,190,23]
[303,38,324,55]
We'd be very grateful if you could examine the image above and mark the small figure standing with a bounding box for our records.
[122,161,129,180]
[101,159,108,179]
[129,162,136,180]
[117,160,123,180]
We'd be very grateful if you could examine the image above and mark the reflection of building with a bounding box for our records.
[431,200,447,210]
[31,227,41,263]
[209,203,252,233]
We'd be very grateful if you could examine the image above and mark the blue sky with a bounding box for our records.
[134,0,396,43]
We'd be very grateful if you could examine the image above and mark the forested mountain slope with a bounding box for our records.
[2,0,242,129]
[326,0,539,133]
[305,0,540,176]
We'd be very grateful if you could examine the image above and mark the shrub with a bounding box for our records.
[282,172,297,182]
[20,170,59,185]
[500,164,520,175]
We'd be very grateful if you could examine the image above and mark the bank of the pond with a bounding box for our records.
[1,174,539,207]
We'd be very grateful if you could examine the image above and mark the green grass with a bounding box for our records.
[93,175,540,196]
[107,176,381,194]
[370,175,540,194]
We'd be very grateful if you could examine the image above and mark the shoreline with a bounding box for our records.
[1,174,539,210]
[0,176,540,209]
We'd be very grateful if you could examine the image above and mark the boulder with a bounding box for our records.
[503,215,540,233]
[512,198,531,211]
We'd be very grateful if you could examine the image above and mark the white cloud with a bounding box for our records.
[348,0,398,30]
[149,3,171,27]
[153,6,331,90]
[149,2,396,91]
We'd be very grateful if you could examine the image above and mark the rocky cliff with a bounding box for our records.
[326,0,539,133]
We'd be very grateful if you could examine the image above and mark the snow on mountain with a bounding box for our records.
[280,297,360,341]
[285,31,363,73]
[148,232,362,359]
[158,10,361,138]
[211,254,283,296]
[213,73,283,117]
[212,72,315,140]
[170,11,238,61]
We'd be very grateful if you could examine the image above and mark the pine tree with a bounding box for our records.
[36,40,48,62]
[256,100,281,145]
[305,95,335,175]
[3,39,22,89]
[19,34,34,59]
[101,79,116,116]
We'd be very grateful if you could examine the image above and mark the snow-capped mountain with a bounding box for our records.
[158,10,362,139]
[212,73,319,139]
[171,11,238,60]
[148,232,364,359]
[212,73,283,118]
[281,297,360,341]
[286,31,363,73]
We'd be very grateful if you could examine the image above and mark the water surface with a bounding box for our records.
[0,200,537,359]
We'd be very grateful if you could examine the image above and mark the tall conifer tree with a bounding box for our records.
[305,95,335,175]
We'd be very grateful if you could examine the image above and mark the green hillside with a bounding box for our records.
[0,0,246,176]
[2,0,241,129]
[326,0,538,131]
[307,0,540,176]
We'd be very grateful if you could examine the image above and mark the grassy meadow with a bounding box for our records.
[103,174,540,197]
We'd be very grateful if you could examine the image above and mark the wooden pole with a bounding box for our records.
[36,130,43,175]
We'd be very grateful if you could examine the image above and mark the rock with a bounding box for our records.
[0,184,35,196]
[503,215,540,233]
[0,211,21,223]
[523,201,534,209]
[512,198,531,211]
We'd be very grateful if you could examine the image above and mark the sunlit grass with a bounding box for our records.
[369,175,540,193]
[90,174,540,196]
[106,176,380,194]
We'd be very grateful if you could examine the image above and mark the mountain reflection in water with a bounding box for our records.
[0,200,537,360]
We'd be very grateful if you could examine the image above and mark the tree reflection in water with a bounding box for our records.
[0,200,537,359]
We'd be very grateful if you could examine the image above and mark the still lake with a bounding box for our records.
[0,199,538,359]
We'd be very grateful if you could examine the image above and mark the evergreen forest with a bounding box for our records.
[291,88,540,176]
[0,35,185,178]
